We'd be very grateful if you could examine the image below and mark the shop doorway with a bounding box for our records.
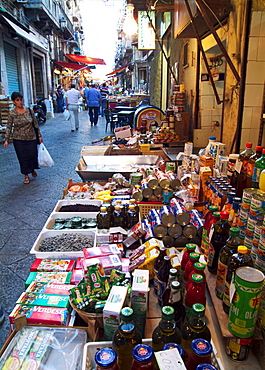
[33,56,44,99]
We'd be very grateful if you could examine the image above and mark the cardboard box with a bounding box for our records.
[16,292,70,309]
[9,305,69,326]
[26,282,74,296]
[82,255,122,276]
[30,259,75,272]
[83,244,121,259]
[25,271,72,288]
[114,125,132,139]
[131,269,149,337]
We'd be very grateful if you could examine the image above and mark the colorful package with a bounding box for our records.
[70,269,84,285]
[9,305,69,325]
[30,259,75,272]
[75,257,84,270]
[131,269,149,337]
[83,255,122,275]
[83,244,121,259]
[17,292,70,308]
[26,281,74,296]
[25,271,72,288]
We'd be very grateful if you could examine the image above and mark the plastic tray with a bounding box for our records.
[29,229,96,259]
[53,199,102,213]
[137,202,162,220]
[43,212,98,230]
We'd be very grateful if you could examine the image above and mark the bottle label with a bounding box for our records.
[247,162,254,177]
[223,280,231,307]
[170,289,181,304]
[253,167,262,183]
[215,261,228,295]
[155,278,167,301]
[207,243,215,267]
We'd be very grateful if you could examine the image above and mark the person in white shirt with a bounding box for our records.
[65,84,81,131]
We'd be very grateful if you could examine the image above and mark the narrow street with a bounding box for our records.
[0,111,112,345]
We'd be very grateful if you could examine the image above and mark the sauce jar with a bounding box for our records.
[95,348,119,370]
[130,344,155,370]
[186,339,212,370]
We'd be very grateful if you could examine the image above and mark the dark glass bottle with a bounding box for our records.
[97,206,110,229]
[181,303,211,354]
[222,246,254,314]
[215,227,240,299]
[152,306,182,351]
[130,344,155,370]
[162,268,178,307]
[112,307,142,370]
[127,205,138,229]
[207,211,231,274]
[167,281,186,330]
[156,256,172,304]
[153,246,167,297]
[246,146,263,188]
[236,143,254,197]
[113,206,124,228]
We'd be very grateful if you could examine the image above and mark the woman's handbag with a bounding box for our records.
[37,143,54,167]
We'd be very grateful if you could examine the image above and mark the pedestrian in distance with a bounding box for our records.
[65,84,81,132]
[100,82,109,117]
[55,85,64,113]
[3,92,43,184]
[85,84,101,125]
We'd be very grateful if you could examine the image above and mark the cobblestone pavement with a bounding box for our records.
[0,111,112,347]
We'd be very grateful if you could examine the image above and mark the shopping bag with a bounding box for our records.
[63,109,70,120]
[37,143,54,167]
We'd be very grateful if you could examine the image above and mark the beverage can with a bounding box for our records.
[151,217,167,238]
[141,180,153,199]
[131,186,143,201]
[141,219,155,241]
[228,266,264,338]
[166,171,181,189]
[148,209,160,220]
[159,205,175,227]
[249,192,265,221]
[168,223,182,238]
[146,174,159,189]
[183,224,198,239]
[226,336,252,362]
[170,198,190,226]
[162,235,175,248]
[155,169,171,189]
[241,188,256,211]
[166,162,176,172]
[130,172,143,187]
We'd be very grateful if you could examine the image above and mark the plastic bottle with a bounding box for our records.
[203,211,220,260]
[222,246,254,314]
[215,227,240,300]
[95,348,119,370]
[205,136,216,155]
[259,169,265,191]
[201,205,218,255]
[222,191,236,213]
[97,206,111,229]
[167,281,186,330]
[112,307,142,370]
[130,344,155,370]
[236,143,254,197]
[207,211,231,274]
[156,256,172,304]
[246,146,263,188]
[127,205,139,229]
[185,274,206,318]
[252,148,265,189]
[181,303,211,354]
[152,306,182,351]
[180,243,197,282]
[112,206,125,228]
[183,253,200,287]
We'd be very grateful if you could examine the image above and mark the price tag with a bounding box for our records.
[155,348,187,370]
[234,159,242,173]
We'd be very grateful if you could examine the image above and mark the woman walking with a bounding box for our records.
[3,92,43,184]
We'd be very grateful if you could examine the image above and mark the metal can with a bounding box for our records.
[162,235,174,248]
[159,205,175,227]
[153,186,163,198]
[165,171,181,189]
[155,169,171,189]
[148,209,160,221]
[151,217,167,238]
[168,223,182,238]
[141,219,155,241]
[226,336,252,362]
[241,188,256,211]
[130,172,143,187]
[228,266,264,338]
[141,179,153,199]
[165,162,176,172]
[258,281,265,329]
[169,198,190,226]
[174,236,189,248]
[249,192,265,221]
[131,185,143,201]
[189,209,204,238]
[183,224,198,239]
[146,174,159,189]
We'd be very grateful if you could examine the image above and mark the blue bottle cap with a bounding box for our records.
[95,348,117,367]
[196,364,218,370]
[162,343,184,357]
[191,339,212,356]
[132,344,154,362]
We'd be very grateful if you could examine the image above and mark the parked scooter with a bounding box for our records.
[33,98,47,124]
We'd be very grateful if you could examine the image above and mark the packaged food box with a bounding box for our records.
[70,269,84,285]
[96,229,125,244]
[82,255,122,275]
[130,248,159,279]
[75,257,84,270]
[30,258,75,272]
[16,292,70,309]
[131,269,149,337]
[26,281,74,295]
[9,305,69,325]
[127,238,163,261]
[83,244,121,259]
[103,285,128,340]
[25,271,72,288]
[123,222,146,248]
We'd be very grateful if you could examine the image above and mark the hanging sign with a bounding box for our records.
[138,11,155,50]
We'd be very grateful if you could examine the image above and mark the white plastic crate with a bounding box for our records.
[53,199,102,213]
[29,229,96,259]
[43,212,98,230]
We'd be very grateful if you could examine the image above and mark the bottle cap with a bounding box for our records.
[192,303,205,318]
[190,253,200,261]
[132,344,154,363]
[120,307,133,321]
[209,205,219,211]
[220,211,229,219]
[191,274,204,283]
[186,243,197,251]
[114,206,121,210]
[194,262,206,271]
[196,364,218,370]
[246,143,252,148]
[129,205,135,209]
[233,197,241,203]
[227,192,236,197]
[169,268,178,276]
[100,206,107,211]
[213,212,220,217]
[164,256,171,261]
[262,149,265,154]
[95,348,117,367]
[129,199,136,203]
[162,343,184,357]
[209,137,216,140]
[191,338,212,356]
[161,306,175,320]
[238,245,248,254]
[256,146,263,151]
[116,200,122,204]
[160,246,166,251]
[229,227,240,236]
[171,281,181,290]
[229,154,239,159]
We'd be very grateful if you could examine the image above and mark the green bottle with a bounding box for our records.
[252,149,265,188]
[97,206,110,229]
[152,306,181,351]
[112,307,142,370]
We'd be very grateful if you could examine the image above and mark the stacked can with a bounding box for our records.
[257,217,265,329]
[237,188,255,244]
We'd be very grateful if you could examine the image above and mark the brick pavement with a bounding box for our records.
[0,111,111,347]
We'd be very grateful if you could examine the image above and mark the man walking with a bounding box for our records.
[100,82,109,116]
[85,84,101,125]
[65,84,81,132]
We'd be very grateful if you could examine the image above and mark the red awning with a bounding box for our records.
[54,61,91,72]
[66,54,106,65]
[106,65,128,76]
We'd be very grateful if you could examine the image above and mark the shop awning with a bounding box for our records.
[54,61,91,72]
[66,54,106,65]
[106,65,128,76]
[2,15,48,51]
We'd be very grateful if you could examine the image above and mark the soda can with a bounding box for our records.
[159,205,175,227]
[146,174,159,189]
[141,180,153,199]
[141,219,155,241]
[151,217,167,238]
[226,336,252,362]
[241,188,256,211]
[148,209,160,221]
[168,223,182,238]
[228,266,264,338]
[165,171,181,190]
[169,198,190,226]
[183,224,198,239]
[249,192,265,221]
[162,235,175,248]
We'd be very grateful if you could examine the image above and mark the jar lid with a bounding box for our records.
[220,211,229,219]
[213,212,220,217]
[132,344,154,362]
[191,338,212,356]
[195,364,218,370]
[191,274,204,283]
[171,281,181,290]
[192,303,205,317]
[186,243,197,251]
[190,253,200,260]
[209,137,216,140]
[95,348,117,367]
[238,245,248,254]
[209,205,218,211]
[194,262,206,270]
[169,268,178,276]
[162,343,184,357]
[162,306,174,320]
[121,307,133,321]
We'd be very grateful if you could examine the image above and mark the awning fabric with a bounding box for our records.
[66,54,106,65]
[106,65,128,76]
[54,61,91,72]
[2,15,48,51]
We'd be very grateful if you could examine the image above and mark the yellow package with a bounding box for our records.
[137,248,159,279]
[171,255,181,271]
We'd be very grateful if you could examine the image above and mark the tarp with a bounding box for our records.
[106,65,128,76]
[54,61,91,72]
[66,54,106,65]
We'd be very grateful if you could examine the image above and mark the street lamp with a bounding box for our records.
[123,3,137,36]
[59,16,67,29]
